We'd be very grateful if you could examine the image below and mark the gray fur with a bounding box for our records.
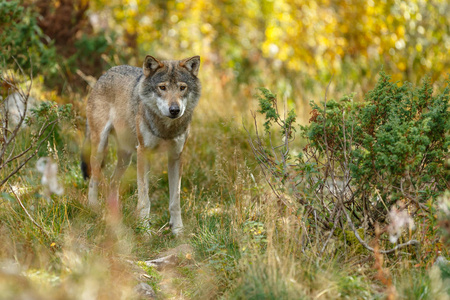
[81,56,201,234]
[87,61,200,142]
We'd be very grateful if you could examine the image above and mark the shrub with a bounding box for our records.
[0,0,57,76]
[34,0,125,91]
[249,72,450,255]
[0,69,72,188]
[1,1,125,92]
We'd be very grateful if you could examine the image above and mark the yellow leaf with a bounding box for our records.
[397,25,405,37]
[397,62,406,71]
[416,44,423,53]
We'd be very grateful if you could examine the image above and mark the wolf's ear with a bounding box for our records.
[143,55,164,77]
[179,56,200,77]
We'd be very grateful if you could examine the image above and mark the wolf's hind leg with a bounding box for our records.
[136,145,150,220]
[81,121,91,180]
[88,147,102,207]
[88,121,112,207]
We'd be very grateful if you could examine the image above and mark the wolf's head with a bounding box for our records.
[139,55,201,119]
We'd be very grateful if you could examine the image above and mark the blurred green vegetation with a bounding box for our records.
[1,0,450,299]
[2,0,449,99]
[0,0,57,75]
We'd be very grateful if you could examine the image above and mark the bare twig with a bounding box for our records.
[343,208,419,254]
[244,116,288,206]
[319,208,341,256]
[8,183,50,239]
[0,56,64,188]
[0,119,58,187]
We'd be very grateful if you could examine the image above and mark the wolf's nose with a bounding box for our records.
[169,105,180,117]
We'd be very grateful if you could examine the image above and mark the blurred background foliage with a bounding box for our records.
[93,0,450,101]
[2,0,449,114]
[1,1,449,298]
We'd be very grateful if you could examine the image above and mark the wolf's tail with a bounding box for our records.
[81,121,91,180]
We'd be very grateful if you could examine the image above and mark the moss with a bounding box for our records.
[136,261,162,292]
[338,228,366,254]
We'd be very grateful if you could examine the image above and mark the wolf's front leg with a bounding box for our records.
[168,150,184,235]
[136,145,150,220]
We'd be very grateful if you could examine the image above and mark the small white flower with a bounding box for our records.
[36,157,64,200]
[387,206,414,244]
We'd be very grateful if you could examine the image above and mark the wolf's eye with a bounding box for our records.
[180,86,186,91]
[159,86,166,91]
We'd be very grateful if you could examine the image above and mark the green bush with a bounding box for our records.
[251,71,449,254]
[0,0,57,75]
[1,1,125,91]
[305,72,449,222]
[0,87,72,187]
[352,73,449,210]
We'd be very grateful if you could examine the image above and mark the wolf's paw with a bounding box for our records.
[171,225,184,236]
[87,198,100,209]
[137,209,150,221]
[169,218,184,236]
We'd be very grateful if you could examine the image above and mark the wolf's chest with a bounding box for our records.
[137,118,187,152]
[138,119,163,149]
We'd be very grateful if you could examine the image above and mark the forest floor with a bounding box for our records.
[1,79,449,300]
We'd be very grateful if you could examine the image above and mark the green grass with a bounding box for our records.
[0,83,449,299]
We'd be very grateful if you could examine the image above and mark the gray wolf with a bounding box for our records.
[81,55,201,235]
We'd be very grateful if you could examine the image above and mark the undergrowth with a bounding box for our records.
[0,69,449,299]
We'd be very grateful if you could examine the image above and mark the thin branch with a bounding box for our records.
[343,208,419,254]
[0,120,58,187]
[4,118,58,166]
[244,114,293,207]
[8,183,50,239]
[5,56,32,147]
[319,208,341,256]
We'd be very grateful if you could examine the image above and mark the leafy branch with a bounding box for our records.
[0,57,72,188]
[248,72,449,257]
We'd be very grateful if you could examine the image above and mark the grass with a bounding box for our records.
[0,66,449,299]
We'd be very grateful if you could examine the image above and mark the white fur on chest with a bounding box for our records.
[138,120,187,153]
